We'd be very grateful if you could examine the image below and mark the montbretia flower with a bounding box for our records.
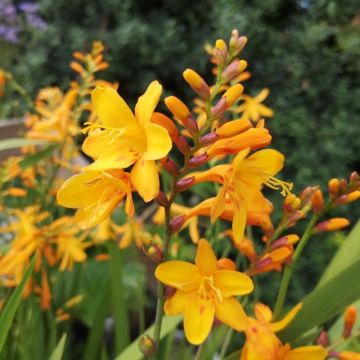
[82,81,172,202]
[155,239,253,345]
[57,169,134,228]
[190,148,292,243]
[234,88,274,123]
[240,303,327,360]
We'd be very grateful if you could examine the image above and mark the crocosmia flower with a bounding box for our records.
[82,81,172,202]
[155,239,253,345]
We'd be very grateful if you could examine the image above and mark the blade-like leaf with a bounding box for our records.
[49,334,67,360]
[224,349,241,360]
[0,138,49,152]
[278,257,360,343]
[115,316,182,360]
[0,257,35,351]
[318,220,360,287]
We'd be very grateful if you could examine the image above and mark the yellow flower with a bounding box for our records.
[57,169,134,228]
[155,239,253,345]
[82,81,172,201]
[240,303,327,360]
[234,88,274,123]
[190,148,291,243]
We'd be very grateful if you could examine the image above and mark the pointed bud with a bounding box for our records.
[152,112,179,138]
[188,153,209,168]
[314,218,350,233]
[343,306,357,338]
[312,189,324,214]
[317,331,329,347]
[216,118,251,138]
[139,335,156,356]
[350,171,359,183]
[223,84,244,107]
[329,178,340,198]
[160,157,179,176]
[146,245,163,263]
[164,96,190,122]
[261,216,274,236]
[214,39,228,65]
[229,30,247,56]
[211,98,227,118]
[235,237,257,261]
[271,234,300,249]
[222,60,248,83]
[175,177,195,192]
[183,69,210,99]
[335,191,360,205]
[182,116,199,135]
[173,135,191,155]
[199,132,218,146]
[156,191,169,207]
[170,215,186,234]
[255,256,272,271]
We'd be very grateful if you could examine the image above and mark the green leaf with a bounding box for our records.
[0,256,35,352]
[19,144,59,170]
[278,257,360,343]
[224,350,241,360]
[0,138,50,152]
[107,242,130,353]
[49,334,67,360]
[115,316,182,360]
[318,220,360,287]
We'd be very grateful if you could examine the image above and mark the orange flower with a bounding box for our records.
[155,239,253,345]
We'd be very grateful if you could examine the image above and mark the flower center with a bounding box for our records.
[198,275,223,302]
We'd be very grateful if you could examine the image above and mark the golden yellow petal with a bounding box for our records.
[214,269,254,297]
[254,303,273,324]
[92,86,136,128]
[164,290,189,315]
[231,196,247,244]
[143,123,172,160]
[286,345,327,360]
[183,295,215,345]
[215,297,249,331]
[135,80,162,124]
[195,239,217,276]
[155,261,201,291]
[270,303,302,333]
[130,158,159,202]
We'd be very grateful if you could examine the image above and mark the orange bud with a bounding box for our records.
[343,306,357,338]
[183,69,210,99]
[151,112,179,138]
[314,218,350,233]
[70,61,86,74]
[312,189,324,213]
[223,84,244,107]
[214,39,228,65]
[329,178,340,197]
[216,118,251,138]
[170,215,186,234]
[235,237,256,261]
[5,187,27,197]
[164,96,190,122]
[271,234,300,249]
[222,60,247,83]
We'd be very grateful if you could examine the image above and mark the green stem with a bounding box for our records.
[194,342,205,360]
[219,328,234,359]
[273,213,319,319]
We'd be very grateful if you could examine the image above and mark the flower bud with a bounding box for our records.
[271,234,300,249]
[350,171,359,183]
[182,116,199,135]
[235,237,256,261]
[199,132,218,146]
[214,39,228,65]
[317,331,329,347]
[173,135,191,155]
[175,176,195,192]
[5,187,27,197]
[222,60,247,83]
[223,84,244,107]
[335,191,360,205]
[314,218,350,233]
[328,178,340,198]
[146,245,163,263]
[164,96,190,122]
[188,153,209,168]
[152,112,179,138]
[170,215,186,234]
[229,30,247,56]
[217,258,237,271]
[183,69,210,99]
[139,335,156,356]
[156,191,169,207]
[216,118,251,138]
[261,216,274,237]
[160,157,179,176]
[255,256,272,271]
[343,306,357,338]
[312,189,324,214]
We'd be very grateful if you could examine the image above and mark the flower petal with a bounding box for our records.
[135,80,162,124]
[215,297,249,331]
[184,295,215,345]
[143,123,172,160]
[164,290,189,315]
[155,261,201,291]
[214,269,254,297]
[130,158,159,202]
[92,86,136,128]
[270,303,302,333]
[286,345,327,360]
[195,239,217,276]
[231,195,247,244]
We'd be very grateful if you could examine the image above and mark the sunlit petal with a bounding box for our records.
[135,80,162,124]
[215,297,249,331]
[143,122,172,160]
[195,239,217,276]
[214,270,254,297]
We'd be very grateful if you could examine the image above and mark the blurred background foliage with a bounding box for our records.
[1,0,360,308]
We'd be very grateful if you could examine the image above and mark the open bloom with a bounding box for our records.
[155,239,253,345]
[82,81,172,201]
[240,303,327,360]
[189,148,291,243]
[57,169,134,228]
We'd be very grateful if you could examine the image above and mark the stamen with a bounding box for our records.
[264,176,293,196]
[198,276,223,303]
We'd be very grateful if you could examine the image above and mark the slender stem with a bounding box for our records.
[152,206,171,352]
[194,342,205,360]
[273,213,319,319]
[219,328,234,359]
